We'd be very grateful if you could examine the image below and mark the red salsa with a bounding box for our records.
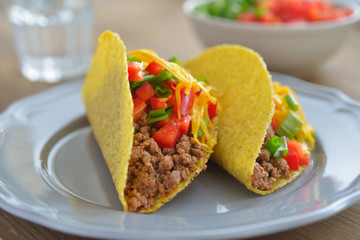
[195,0,353,24]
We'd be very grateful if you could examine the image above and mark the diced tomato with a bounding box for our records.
[163,80,177,92]
[179,114,191,134]
[286,139,310,167]
[271,117,280,130]
[127,62,144,82]
[150,96,169,110]
[207,100,217,120]
[259,11,282,23]
[152,122,181,148]
[284,147,299,171]
[155,112,191,135]
[156,111,177,128]
[236,0,352,24]
[287,140,304,159]
[145,61,164,76]
[133,97,146,122]
[272,0,304,22]
[167,93,178,113]
[180,87,195,116]
[237,12,256,22]
[300,155,310,166]
[156,119,169,128]
[135,81,155,102]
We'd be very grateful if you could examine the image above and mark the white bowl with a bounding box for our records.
[183,0,360,74]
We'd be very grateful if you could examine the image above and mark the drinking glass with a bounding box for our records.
[6,0,93,83]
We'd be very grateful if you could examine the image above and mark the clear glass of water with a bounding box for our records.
[6,0,93,83]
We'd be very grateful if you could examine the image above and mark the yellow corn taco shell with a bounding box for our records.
[82,31,133,211]
[82,31,218,213]
[183,45,310,195]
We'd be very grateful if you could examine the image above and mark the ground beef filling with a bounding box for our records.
[125,113,206,212]
[252,126,291,191]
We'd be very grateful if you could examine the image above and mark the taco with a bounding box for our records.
[82,31,218,213]
[183,45,315,195]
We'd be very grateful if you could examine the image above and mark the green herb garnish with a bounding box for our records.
[276,112,304,139]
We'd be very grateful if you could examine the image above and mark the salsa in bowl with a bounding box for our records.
[183,0,360,74]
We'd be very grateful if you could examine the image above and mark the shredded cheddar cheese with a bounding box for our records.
[127,49,217,149]
[273,82,315,155]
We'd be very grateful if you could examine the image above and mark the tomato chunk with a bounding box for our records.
[133,97,146,122]
[237,12,256,22]
[135,81,155,102]
[128,62,144,82]
[156,111,176,128]
[163,80,177,92]
[153,122,180,148]
[299,155,310,166]
[145,61,164,76]
[150,96,169,110]
[284,147,299,171]
[207,100,217,120]
[271,117,280,130]
[155,112,190,135]
[287,140,304,159]
[287,140,310,166]
[179,114,191,134]
[180,87,195,116]
[166,93,178,113]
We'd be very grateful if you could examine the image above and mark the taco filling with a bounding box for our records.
[124,52,218,212]
[252,82,315,191]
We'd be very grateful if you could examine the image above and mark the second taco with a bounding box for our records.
[183,45,315,195]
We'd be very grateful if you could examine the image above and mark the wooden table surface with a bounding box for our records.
[0,0,359,239]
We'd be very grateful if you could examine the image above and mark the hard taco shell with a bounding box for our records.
[183,45,305,195]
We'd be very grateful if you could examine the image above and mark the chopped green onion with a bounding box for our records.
[196,77,209,85]
[274,136,288,159]
[129,69,176,97]
[148,115,170,125]
[144,74,157,81]
[194,0,258,19]
[264,136,288,159]
[152,69,176,97]
[127,56,141,62]
[149,105,173,118]
[148,109,166,118]
[264,136,281,156]
[312,133,316,140]
[129,75,156,90]
[197,118,209,137]
[148,105,174,124]
[276,112,303,139]
[168,57,181,66]
[283,93,299,111]
[155,69,174,82]
[155,85,172,98]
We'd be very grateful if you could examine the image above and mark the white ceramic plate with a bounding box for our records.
[0,72,359,240]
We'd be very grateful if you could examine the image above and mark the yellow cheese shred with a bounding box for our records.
[273,82,315,155]
[127,49,217,149]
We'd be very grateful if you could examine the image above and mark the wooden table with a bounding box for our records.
[0,1,359,239]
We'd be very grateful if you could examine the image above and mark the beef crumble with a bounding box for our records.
[125,113,206,212]
[252,126,290,191]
